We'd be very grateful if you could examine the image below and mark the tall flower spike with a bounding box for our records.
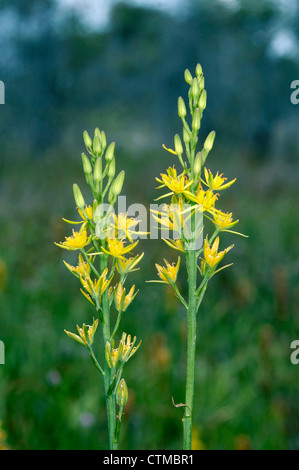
[56,127,142,450]
[152,65,244,450]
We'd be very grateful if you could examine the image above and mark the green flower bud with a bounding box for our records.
[94,157,102,183]
[105,341,113,368]
[81,152,92,175]
[94,127,101,137]
[73,183,85,209]
[108,182,116,205]
[198,90,207,111]
[195,63,202,77]
[198,76,205,92]
[83,130,92,150]
[113,170,125,197]
[194,152,201,176]
[191,77,199,101]
[105,142,115,162]
[184,69,193,85]
[93,134,102,155]
[204,131,216,152]
[174,134,183,156]
[116,379,128,407]
[178,96,187,118]
[192,108,201,132]
[107,157,115,179]
[101,131,107,149]
[64,330,86,347]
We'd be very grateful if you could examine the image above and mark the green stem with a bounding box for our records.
[183,248,198,450]
[100,254,117,450]
[111,309,123,340]
[87,344,105,376]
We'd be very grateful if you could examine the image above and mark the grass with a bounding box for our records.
[0,146,299,449]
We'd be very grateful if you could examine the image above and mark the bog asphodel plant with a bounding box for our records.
[151,64,246,449]
[55,128,142,450]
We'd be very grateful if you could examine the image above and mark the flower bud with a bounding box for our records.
[105,341,113,368]
[81,152,92,175]
[105,142,115,162]
[108,182,116,205]
[94,127,101,137]
[198,76,205,92]
[192,108,201,132]
[195,63,202,77]
[94,157,102,183]
[93,134,101,155]
[204,131,216,152]
[113,170,125,197]
[184,69,193,85]
[64,329,86,347]
[73,183,85,209]
[191,77,199,101]
[101,131,107,148]
[87,318,98,345]
[198,90,207,111]
[116,379,128,407]
[183,127,191,145]
[178,96,186,118]
[107,157,115,179]
[83,130,92,150]
[174,134,183,156]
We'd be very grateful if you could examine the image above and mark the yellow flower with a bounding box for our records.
[162,238,185,253]
[111,213,143,242]
[101,238,138,259]
[105,333,141,368]
[55,228,91,250]
[114,283,138,312]
[105,341,123,368]
[121,333,142,362]
[203,168,236,191]
[185,187,218,212]
[78,205,93,222]
[80,268,111,302]
[62,205,93,226]
[155,257,180,284]
[213,210,239,231]
[162,144,177,155]
[203,236,233,268]
[65,318,99,347]
[151,197,191,235]
[63,253,91,278]
[156,167,193,197]
[116,253,144,275]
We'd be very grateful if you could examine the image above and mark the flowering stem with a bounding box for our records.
[100,253,117,450]
[183,247,198,450]
[111,309,123,340]
[80,248,100,277]
[87,344,105,376]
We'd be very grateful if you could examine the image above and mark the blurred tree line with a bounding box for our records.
[0,0,298,163]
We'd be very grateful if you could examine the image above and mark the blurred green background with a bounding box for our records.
[1,0,299,450]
